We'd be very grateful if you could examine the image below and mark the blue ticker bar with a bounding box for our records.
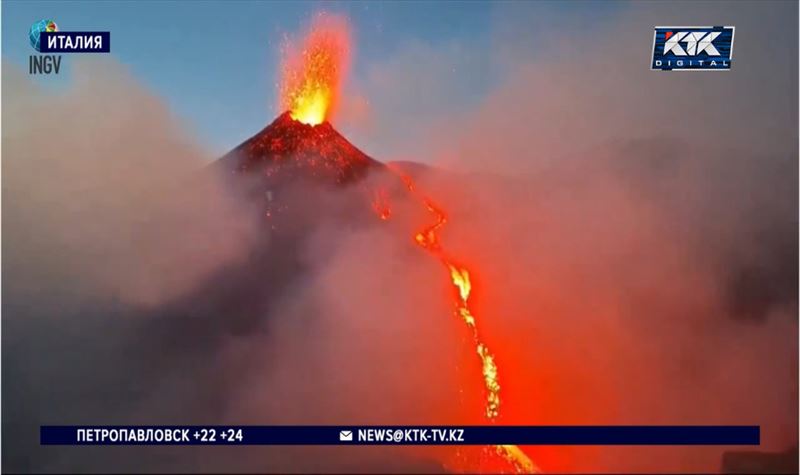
[40,425,760,446]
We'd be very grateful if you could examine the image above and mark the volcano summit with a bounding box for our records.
[215,111,390,233]
[219,111,385,186]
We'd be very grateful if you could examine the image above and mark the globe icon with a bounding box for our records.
[29,19,58,52]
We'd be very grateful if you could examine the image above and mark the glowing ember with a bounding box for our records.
[372,189,392,220]
[280,13,350,126]
[374,171,540,474]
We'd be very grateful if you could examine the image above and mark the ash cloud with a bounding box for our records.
[3,59,259,308]
[2,59,455,473]
[336,1,797,472]
[2,58,257,471]
[403,142,797,472]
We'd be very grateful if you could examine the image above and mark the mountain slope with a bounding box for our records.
[218,111,384,186]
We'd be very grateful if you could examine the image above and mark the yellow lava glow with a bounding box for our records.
[290,89,330,125]
[449,263,500,419]
[280,13,349,126]
[497,445,539,473]
[449,264,472,304]
[375,169,540,474]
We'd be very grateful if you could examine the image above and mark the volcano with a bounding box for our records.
[195,113,394,338]
[218,111,385,186]
[214,112,393,234]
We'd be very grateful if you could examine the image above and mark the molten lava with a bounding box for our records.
[233,12,539,472]
[280,13,350,126]
[379,169,539,474]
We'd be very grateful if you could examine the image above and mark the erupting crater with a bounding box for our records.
[221,111,383,186]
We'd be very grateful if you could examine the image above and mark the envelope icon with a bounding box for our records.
[339,430,353,442]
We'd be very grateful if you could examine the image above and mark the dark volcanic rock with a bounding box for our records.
[218,111,384,186]
[213,112,395,237]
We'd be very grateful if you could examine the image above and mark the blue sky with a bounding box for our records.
[4,1,793,164]
[2,1,624,155]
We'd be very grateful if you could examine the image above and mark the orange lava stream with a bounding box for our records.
[377,171,539,474]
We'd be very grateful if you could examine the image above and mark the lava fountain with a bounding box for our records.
[279,12,350,126]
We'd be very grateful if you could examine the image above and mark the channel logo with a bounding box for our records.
[651,26,734,71]
[28,19,59,52]
[28,19,110,75]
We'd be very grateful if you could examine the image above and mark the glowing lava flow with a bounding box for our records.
[277,14,535,471]
[379,172,539,474]
[280,13,350,126]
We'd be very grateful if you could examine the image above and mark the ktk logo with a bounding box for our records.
[663,31,721,56]
[651,26,734,71]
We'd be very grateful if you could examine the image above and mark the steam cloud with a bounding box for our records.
[3,2,798,474]
[341,1,798,472]
[2,58,455,473]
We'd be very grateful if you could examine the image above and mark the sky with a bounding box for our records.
[2,0,623,155]
[1,1,797,169]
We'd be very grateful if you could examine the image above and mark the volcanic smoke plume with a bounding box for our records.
[2,6,797,475]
